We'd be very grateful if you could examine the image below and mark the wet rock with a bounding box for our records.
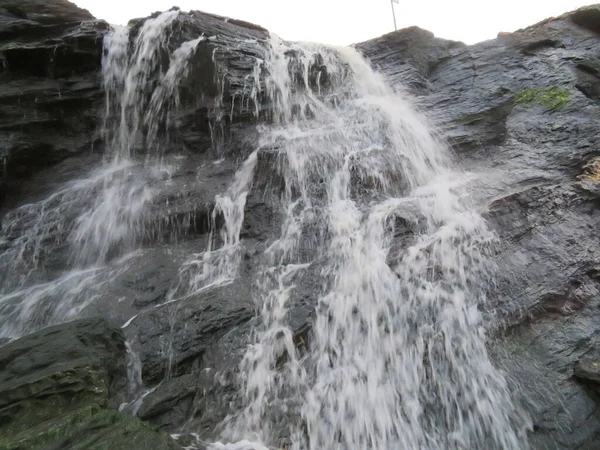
[574,349,600,401]
[569,5,600,34]
[575,350,600,384]
[137,370,215,430]
[0,318,180,449]
[0,1,108,210]
[493,307,600,450]
[516,38,564,55]
[180,320,256,438]
[357,26,464,93]
[0,0,94,37]
[0,318,127,408]
[123,10,269,158]
[576,59,600,102]
[40,409,182,450]
[443,96,514,151]
[127,281,254,383]
[80,244,194,326]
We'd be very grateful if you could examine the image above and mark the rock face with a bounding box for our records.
[359,5,600,448]
[2,1,600,449]
[0,318,180,449]
[0,0,108,210]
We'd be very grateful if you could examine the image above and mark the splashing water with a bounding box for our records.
[0,11,205,337]
[169,150,259,301]
[0,9,530,448]
[211,37,530,450]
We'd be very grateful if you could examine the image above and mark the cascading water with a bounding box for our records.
[73,11,184,268]
[0,8,531,449]
[207,37,531,450]
[0,11,203,338]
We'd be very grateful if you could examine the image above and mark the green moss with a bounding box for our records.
[0,407,181,450]
[0,404,100,450]
[515,86,571,111]
[0,365,109,438]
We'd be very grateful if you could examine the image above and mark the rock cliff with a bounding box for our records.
[0,0,107,209]
[360,8,600,448]
[1,1,600,449]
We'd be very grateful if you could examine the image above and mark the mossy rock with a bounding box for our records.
[0,319,180,449]
[0,364,109,439]
[514,86,571,111]
[59,410,181,450]
[0,408,181,450]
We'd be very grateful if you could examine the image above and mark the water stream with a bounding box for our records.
[212,38,529,450]
[0,11,530,450]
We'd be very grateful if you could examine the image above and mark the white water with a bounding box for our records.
[169,150,258,302]
[210,37,530,450]
[0,11,530,449]
[0,11,202,338]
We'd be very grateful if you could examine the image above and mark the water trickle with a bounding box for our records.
[168,150,258,300]
[124,339,144,401]
[0,11,202,337]
[214,37,530,450]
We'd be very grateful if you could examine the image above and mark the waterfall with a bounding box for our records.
[211,37,529,450]
[0,9,530,449]
[72,12,186,267]
[0,11,203,338]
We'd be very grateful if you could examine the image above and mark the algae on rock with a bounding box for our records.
[0,319,181,450]
[514,86,571,110]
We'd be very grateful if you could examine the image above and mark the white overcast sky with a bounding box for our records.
[73,0,590,45]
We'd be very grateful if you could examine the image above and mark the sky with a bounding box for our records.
[73,0,591,46]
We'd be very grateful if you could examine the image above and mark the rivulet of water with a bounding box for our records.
[211,37,531,450]
[168,150,259,302]
[0,8,530,448]
[0,11,204,338]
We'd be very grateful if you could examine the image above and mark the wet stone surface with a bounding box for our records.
[2,1,600,449]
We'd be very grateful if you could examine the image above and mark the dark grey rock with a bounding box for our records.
[0,318,127,408]
[575,350,600,385]
[0,318,181,450]
[127,280,254,383]
[0,0,94,37]
[2,1,600,449]
[0,0,108,210]
[569,5,600,34]
[137,370,216,430]
[356,26,465,94]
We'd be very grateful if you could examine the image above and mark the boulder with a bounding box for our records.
[0,318,181,449]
